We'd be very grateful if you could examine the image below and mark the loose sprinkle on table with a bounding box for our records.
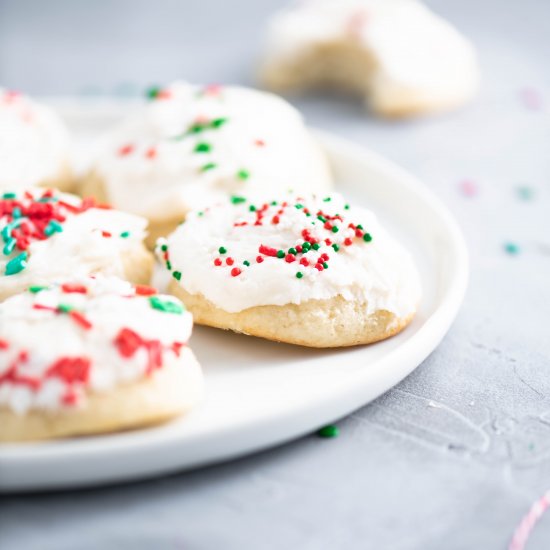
[317,425,340,438]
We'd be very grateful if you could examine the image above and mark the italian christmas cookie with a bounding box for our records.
[0,276,203,442]
[259,0,479,117]
[81,81,332,247]
[159,192,421,347]
[0,89,73,190]
[0,188,153,301]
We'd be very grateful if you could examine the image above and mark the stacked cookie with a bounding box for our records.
[0,83,421,443]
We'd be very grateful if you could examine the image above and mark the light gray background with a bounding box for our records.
[1,1,550,549]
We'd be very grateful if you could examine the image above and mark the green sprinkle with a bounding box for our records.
[332,244,340,252]
[356,224,363,230]
[166,260,172,270]
[305,212,311,217]
[302,242,311,250]
[312,243,320,250]
[28,285,47,293]
[295,204,304,209]
[504,242,520,255]
[120,231,130,238]
[2,192,16,199]
[146,86,161,99]
[194,142,211,153]
[211,117,227,128]
[219,246,227,254]
[57,303,73,313]
[344,204,350,210]
[317,425,339,438]
[323,197,332,202]
[237,169,250,180]
[3,238,16,256]
[2,219,24,241]
[188,123,204,134]
[243,260,250,266]
[249,205,256,212]
[331,226,339,233]
[363,233,372,242]
[201,162,217,172]
[44,220,63,237]
[230,195,247,204]
[296,271,303,279]
[317,215,327,223]
[197,211,204,217]
[5,252,27,275]
[37,196,58,203]
[288,247,297,255]
[270,201,278,206]
[323,262,329,269]
[11,207,22,219]
[149,296,184,314]
[161,244,168,252]
[517,186,534,201]
[276,250,285,258]
[172,271,182,281]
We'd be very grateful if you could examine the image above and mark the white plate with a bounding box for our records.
[0,103,468,492]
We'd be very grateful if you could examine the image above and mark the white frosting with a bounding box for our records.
[263,0,479,107]
[0,275,193,414]
[0,188,148,296]
[92,82,332,220]
[163,192,421,315]
[0,89,70,187]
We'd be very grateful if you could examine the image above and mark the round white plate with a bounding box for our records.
[0,104,468,492]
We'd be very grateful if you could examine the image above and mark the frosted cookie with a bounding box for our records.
[160,193,421,347]
[0,89,73,190]
[0,276,203,442]
[260,0,479,117]
[0,188,153,301]
[82,81,332,247]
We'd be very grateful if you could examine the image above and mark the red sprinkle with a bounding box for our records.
[214,258,223,266]
[259,245,277,257]
[135,284,157,296]
[226,257,235,266]
[70,311,93,330]
[46,357,90,384]
[61,283,88,294]
[118,144,134,156]
[344,238,353,246]
[256,256,264,263]
[285,254,296,263]
[231,267,242,277]
[145,147,157,159]
[61,389,79,406]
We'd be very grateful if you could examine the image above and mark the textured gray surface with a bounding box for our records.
[1,0,550,548]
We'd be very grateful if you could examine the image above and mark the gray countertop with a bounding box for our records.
[1,0,550,548]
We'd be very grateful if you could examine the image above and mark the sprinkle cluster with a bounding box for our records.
[163,195,373,281]
[0,280,187,408]
[115,84,264,182]
[0,189,128,276]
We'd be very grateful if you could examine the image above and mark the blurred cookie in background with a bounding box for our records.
[259,0,480,118]
[82,82,333,248]
[0,89,73,190]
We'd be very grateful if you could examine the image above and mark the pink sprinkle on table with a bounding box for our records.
[519,87,544,111]
[458,179,478,197]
